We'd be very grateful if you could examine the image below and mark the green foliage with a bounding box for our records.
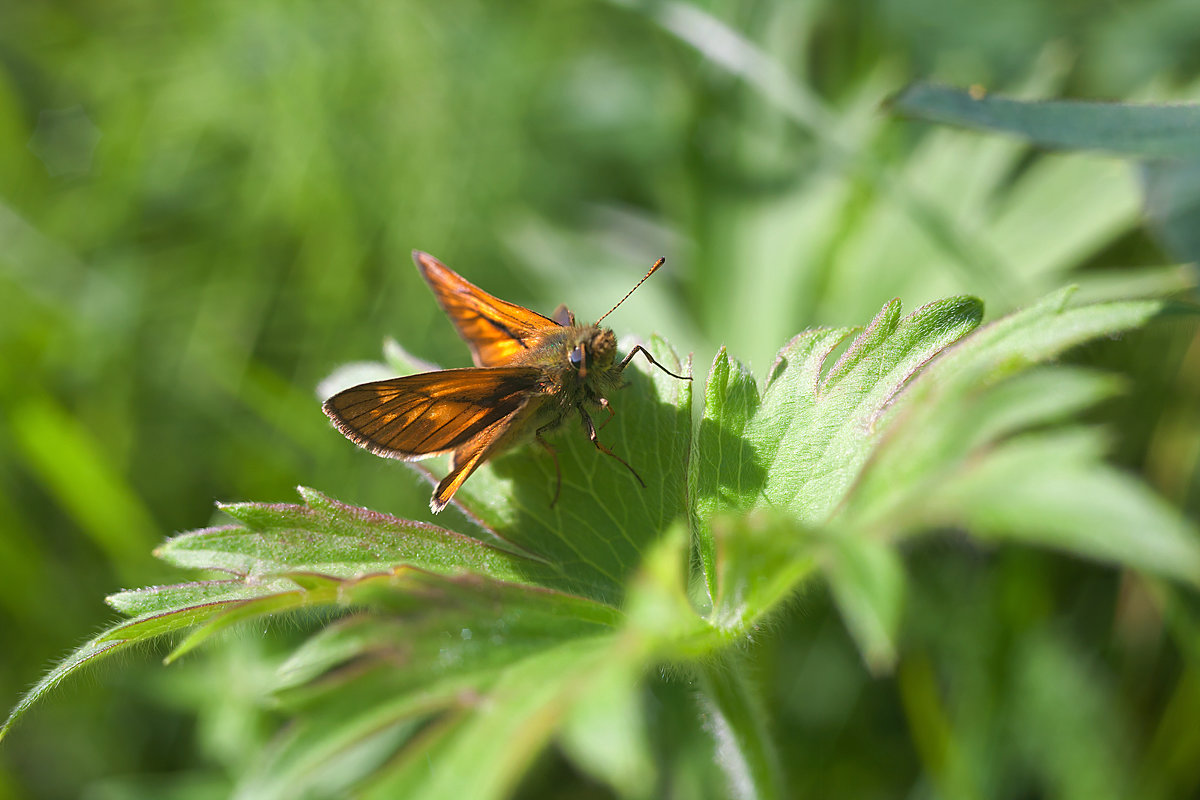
[891,82,1200,270]
[6,290,1194,799]
[4,1,1200,798]
[890,84,1200,158]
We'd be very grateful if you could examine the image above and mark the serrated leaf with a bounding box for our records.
[3,601,248,738]
[0,638,124,740]
[160,488,540,583]
[690,290,1195,676]
[9,289,1195,800]
[106,579,294,616]
[240,572,624,800]
[851,296,1199,585]
[749,297,983,522]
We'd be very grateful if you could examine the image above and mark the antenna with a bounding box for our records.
[595,257,666,326]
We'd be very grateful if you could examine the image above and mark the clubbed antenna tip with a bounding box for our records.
[595,257,666,326]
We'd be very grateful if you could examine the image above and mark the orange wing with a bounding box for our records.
[430,419,516,513]
[413,250,560,367]
[321,367,543,459]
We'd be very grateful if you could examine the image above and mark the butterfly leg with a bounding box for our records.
[618,345,692,381]
[535,420,563,508]
[579,407,646,488]
[597,397,616,431]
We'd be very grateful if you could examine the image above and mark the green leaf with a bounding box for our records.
[707,513,816,632]
[838,293,1200,588]
[689,290,1196,678]
[1142,158,1200,268]
[689,348,765,605]
[234,573,623,799]
[559,657,655,800]
[824,534,906,673]
[1,487,618,743]
[890,83,1200,159]
[0,637,124,740]
[932,432,1200,586]
[106,579,295,616]
[748,296,983,522]
[691,295,982,650]
[1011,632,1134,799]
[357,636,628,800]
[160,487,540,583]
[234,678,455,800]
[2,597,259,738]
[889,83,1200,290]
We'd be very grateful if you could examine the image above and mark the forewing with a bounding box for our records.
[322,367,543,459]
[413,250,560,367]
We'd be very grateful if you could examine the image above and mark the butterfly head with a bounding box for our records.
[567,326,616,379]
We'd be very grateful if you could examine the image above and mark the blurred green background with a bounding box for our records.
[2,0,1199,797]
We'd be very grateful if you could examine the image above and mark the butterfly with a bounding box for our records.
[322,250,691,513]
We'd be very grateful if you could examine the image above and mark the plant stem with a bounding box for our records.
[694,656,784,800]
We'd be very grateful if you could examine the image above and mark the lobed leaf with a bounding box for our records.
[690,289,1194,673]
[748,296,983,522]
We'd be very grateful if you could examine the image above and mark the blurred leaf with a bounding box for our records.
[891,83,1200,272]
[8,396,159,569]
[1012,632,1132,799]
[890,83,1200,158]
[559,656,655,800]
[936,431,1200,585]
[1142,158,1200,267]
[694,658,785,800]
[357,637,626,800]
[824,535,906,673]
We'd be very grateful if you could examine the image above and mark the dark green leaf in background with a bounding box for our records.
[892,82,1200,273]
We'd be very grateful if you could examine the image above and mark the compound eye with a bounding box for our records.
[569,345,585,369]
